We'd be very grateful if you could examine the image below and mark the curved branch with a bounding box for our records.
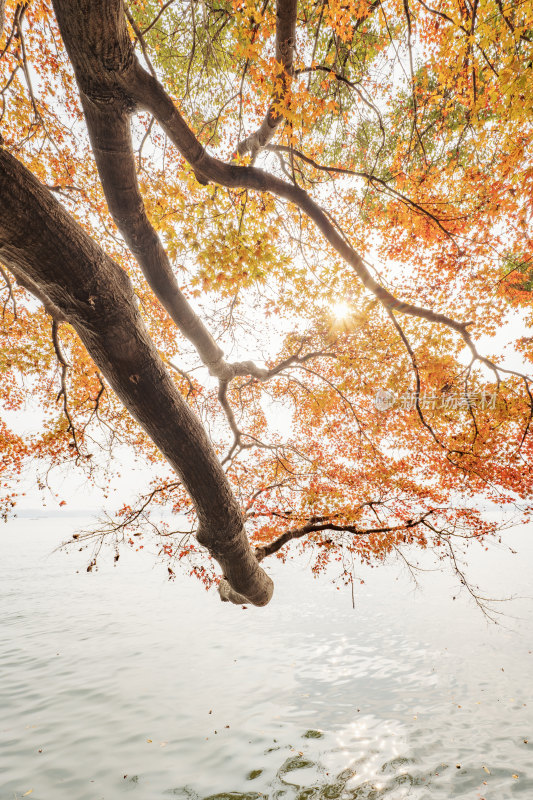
[51,318,80,455]
[254,510,438,561]
[79,98,232,378]
[0,146,273,607]
[266,144,458,240]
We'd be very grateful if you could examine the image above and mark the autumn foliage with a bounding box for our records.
[0,0,532,600]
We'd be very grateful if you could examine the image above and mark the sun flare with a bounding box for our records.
[331,300,352,320]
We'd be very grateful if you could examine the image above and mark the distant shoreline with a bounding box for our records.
[7,509,98,519]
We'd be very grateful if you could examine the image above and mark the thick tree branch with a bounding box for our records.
[0,146,273,606]
[79,98,229,376]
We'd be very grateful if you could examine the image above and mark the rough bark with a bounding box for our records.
[0,146,273,607]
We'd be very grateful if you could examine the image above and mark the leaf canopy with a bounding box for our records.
[0,0,532,601]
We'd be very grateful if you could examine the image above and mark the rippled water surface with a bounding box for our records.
[1,517,532,800]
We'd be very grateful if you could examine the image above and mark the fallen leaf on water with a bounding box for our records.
[23,791,33,797]
[146,739,152,743]
[483,766,491,774]
[512,774,519,779]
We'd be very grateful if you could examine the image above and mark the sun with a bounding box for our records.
[331,300,352,320]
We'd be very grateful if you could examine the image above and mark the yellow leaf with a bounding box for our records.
[23,792,33,797]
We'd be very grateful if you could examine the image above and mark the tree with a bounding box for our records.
[0,0,532,607]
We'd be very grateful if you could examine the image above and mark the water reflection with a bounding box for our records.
[163,739,426,800]
[1,518,532,800]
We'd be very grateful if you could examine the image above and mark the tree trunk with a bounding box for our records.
[0,147,273,607]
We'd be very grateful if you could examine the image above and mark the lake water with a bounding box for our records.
[1,516,532,800]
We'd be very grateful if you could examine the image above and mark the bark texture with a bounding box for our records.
[0,146,273,606]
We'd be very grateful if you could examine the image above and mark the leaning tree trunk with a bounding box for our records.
[0,146,273,607]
